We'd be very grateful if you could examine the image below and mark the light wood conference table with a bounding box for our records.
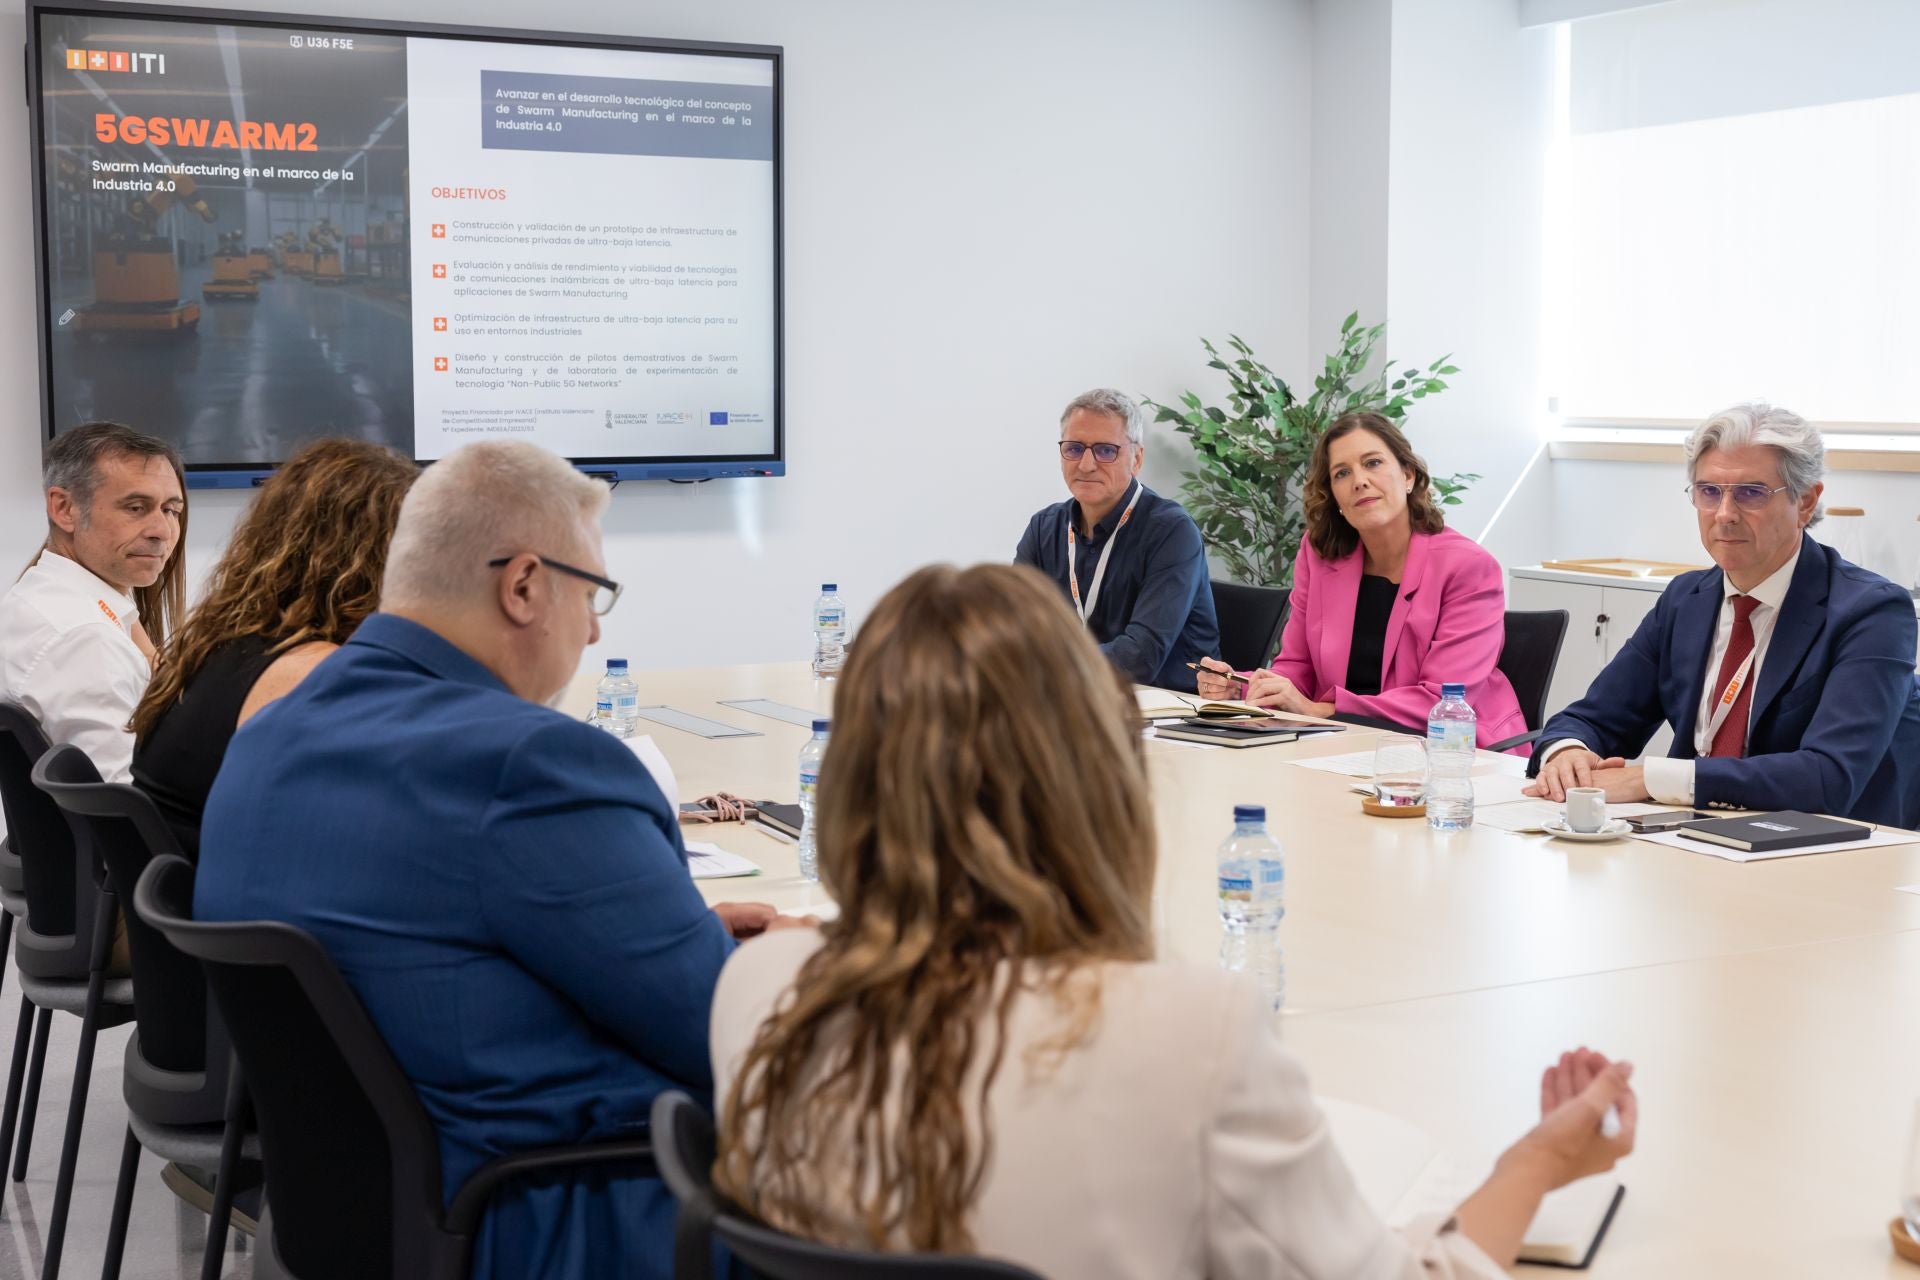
[566,661,1920,1278]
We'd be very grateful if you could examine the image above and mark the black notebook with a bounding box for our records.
[751,801,803,838]
[1155,721,1337,748]
[1677,810,1869,853]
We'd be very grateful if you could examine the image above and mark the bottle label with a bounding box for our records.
[815,608,845,630]
[1427,721,1474,751]
[1219,861,1282,902]
[799,769,819,799]
[614,693,639,713]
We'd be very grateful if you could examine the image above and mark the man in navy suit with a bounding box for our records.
[1526,403,1920,828]
[198,441,790,1279]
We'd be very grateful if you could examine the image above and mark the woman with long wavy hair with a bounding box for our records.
[711,562,1638,1279]
[131,438,417,855]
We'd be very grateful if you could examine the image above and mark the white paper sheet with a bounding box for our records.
[1289,749,1381,778]
[683,841,763,879]
[1629,825,1920,862]
[1476,799,1672,834]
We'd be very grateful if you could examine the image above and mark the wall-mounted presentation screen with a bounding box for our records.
[29,2,783,485]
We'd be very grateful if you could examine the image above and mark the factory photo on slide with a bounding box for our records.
[39,12,415,464]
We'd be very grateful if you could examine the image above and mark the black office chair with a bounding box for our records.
[1486,609,1570,754]
[0,703,136,1280]
[32,746,256,1280]
[1210,580,1290,675]
[1328,610,1573,752]
[651,1090,1047,1280]
[134,854,656,1280]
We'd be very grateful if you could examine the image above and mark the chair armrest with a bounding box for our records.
[444,1138,656,1235]
[1484,729,1541,754]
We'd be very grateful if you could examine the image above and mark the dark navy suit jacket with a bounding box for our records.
[1531,536,1920,828]
[198,614,733,1280]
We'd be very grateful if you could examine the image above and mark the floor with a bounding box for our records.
[47,263,414,465]
[0,973,252,1280]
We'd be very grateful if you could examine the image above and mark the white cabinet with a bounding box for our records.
[1508,569,1674,759]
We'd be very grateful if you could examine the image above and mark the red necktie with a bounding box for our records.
[1707,595,1761,759]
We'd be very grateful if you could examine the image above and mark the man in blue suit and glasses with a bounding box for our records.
[198,441,795,1279]
[1526,403,1920,828]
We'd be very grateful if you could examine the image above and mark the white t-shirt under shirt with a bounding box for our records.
[0,549,151,784]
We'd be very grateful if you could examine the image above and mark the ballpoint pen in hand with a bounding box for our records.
[1186,662,1257,687]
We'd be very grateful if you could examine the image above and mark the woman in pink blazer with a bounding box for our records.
[1199,412,1528,751]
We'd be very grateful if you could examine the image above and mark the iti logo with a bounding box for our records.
[66,48,166,74]
[708,411,729,426]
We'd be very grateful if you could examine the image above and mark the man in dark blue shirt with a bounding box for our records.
[1015,388,1219,692]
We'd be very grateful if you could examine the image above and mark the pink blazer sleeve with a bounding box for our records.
[1330,544,1509,733]
[1267,536,1320,689]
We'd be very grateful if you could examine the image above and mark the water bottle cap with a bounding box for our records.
[1442,682,1466,698]
[1233,803,1266,823]
[607,659,628,672]
[812,718,831,734]
[821,583,838,593]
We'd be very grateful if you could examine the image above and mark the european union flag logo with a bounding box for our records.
[709,411,729,425]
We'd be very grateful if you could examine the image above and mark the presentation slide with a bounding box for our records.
[33,7,781,480]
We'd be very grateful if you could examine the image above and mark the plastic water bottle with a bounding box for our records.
[796,718,829,882]
[1217,804,1285,1011]
[1426,682,1477,831]
[812,584,847,676]
[595,659,639,738]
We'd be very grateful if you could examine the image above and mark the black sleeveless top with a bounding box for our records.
[1343,574,1399,697]
[132,634,278,860]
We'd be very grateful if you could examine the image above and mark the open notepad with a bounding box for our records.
[1320,1096,1625,1269]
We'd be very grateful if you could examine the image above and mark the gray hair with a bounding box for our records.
[1059,388,1144,447]
[380,441,612,612]
[1684,402,1825,525]
[43,421,183,522]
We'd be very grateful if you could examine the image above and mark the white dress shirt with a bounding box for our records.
[1544,546,1801,805]
[0,550,151,784]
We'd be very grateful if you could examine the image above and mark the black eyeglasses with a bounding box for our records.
[1059,440,1129,463]
[1684,482,1789,513]
[487,554,622,615]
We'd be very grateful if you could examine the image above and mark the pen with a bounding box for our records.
[1186,662,1258,685]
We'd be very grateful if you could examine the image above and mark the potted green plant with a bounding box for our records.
[1145,313,1478,588]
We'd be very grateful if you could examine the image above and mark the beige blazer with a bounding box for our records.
[711,930,1503,1280]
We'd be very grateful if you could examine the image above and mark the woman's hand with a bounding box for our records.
[1506,1048,1638,1189]
[1453,1047,1637,1264]
[1195,657,1246,701]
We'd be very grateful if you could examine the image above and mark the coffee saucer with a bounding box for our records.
[1541,816,1633,842]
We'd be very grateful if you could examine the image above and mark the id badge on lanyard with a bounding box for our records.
[1067,483,1145,624]
[1702,646,1758,749]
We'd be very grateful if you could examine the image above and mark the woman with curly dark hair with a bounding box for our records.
[131,438,417,855]
[1198,411,1527,749]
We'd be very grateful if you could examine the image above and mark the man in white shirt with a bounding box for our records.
[1,422,187,785]
[1524,403,1920,827]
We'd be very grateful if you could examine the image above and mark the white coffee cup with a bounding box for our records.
[1566,787,1608,833]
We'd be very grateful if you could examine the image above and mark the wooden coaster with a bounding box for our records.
[1890,1217,1920,1266]
[1362,797,1426,819]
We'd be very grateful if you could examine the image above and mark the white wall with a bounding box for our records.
[1384,0,1555,542]
[2,0,1312,670]
[1308,0,1390,367]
